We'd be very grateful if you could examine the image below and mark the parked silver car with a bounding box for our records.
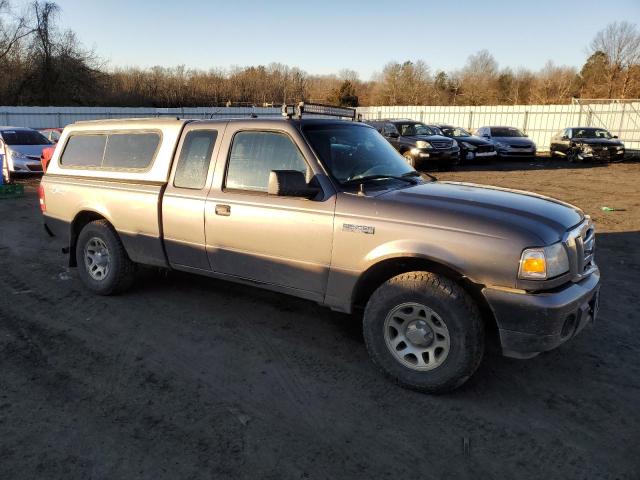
[476,126,537,158]
[1,127,52,180]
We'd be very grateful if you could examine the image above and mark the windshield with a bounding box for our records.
[1,129,52,146]
[440,126,471,137]
[303,124,418,185]
[397,123,436,136]
[573,128,612,139]
[491,127,525,137]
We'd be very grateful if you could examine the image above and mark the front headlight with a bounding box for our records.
[494,141,509,149]
[581,144,593,153]
[461,141,476,150]
[10,150,27,159]
[415,140,431,149]
[518,242,569,280]
[450,139,458,148]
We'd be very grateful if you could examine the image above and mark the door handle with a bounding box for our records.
[215,204,231,216]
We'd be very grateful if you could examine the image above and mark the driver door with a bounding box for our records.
[205,127,336,298]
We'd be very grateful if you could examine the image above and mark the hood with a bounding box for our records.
[493,136,535,147]
[7,144,49,157]
[406,134,453,143]
[453,135,491,146]
[572,137,624,147]
[376,181,583,245]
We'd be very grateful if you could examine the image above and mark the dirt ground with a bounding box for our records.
[1,158,639,479]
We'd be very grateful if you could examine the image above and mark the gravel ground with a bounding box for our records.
[1,158,639,479]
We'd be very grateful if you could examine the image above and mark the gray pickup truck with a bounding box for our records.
[40,103,600,393]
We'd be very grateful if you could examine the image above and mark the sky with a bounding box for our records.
[14,0,640,79]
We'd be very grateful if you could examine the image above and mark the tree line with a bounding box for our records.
[1,1,639,108]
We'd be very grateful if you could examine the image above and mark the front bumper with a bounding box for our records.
[483,269,600,358]
[497,147,537,157]
[410,147,460,165]
[10,156,43,173]
[579,148,625,162]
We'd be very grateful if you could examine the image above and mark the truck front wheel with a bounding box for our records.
[76,220,136,295]
[363,271,484,393]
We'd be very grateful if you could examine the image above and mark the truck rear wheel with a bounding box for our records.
[76,220,136,295]
[363,271,484,393]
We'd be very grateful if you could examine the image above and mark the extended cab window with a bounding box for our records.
[174,130,218,189]
[60,134,107,167]
[103,133,160,169]
[225,131,308,192]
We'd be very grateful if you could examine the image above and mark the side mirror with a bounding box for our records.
[613,135,618,139]
[268,170,320,199]
[386,131,399,138]
[561,135,569,140]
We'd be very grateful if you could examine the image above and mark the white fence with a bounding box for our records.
[2,102,639,151]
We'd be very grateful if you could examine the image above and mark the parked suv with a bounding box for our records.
[476,126,536,158]
[550,127,625,162]
[41,104,600,393]
[367,119,459,170]
[428,124,496,162]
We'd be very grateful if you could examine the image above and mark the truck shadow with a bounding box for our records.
[133,229,639,397]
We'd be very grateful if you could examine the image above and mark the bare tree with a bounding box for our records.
[0,1,32,60]
[590,22,640,97]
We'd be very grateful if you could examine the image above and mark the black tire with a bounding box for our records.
[76,219,136,295]
[402,151,416,168]
[363,271,484,393]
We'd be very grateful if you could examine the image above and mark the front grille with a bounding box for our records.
[476,145,494,153]
[509,144,531,149]
[565,218,596,280]
[27,164,43,172]
[431,140,452,149]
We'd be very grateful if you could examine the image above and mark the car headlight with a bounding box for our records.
[10,150,27,159]
[460,141,476,150]
[581,144,593,153]
[415,140,431,149]
[450,139,458,148]
[617,145,624,150]
[518,242,569,280]
[494,141,509,149]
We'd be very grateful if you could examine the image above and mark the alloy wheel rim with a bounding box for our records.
[383,302,451,371]
[84,237,110,281]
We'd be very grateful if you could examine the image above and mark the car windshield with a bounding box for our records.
[491,127,525,137]
[397,123,435,136]
[440,127,471,137]
[573,128,612,139]
[303,123,420,186]
[1,129,52,146]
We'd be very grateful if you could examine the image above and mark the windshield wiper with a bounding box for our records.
[341,174,418,187]
[403,170,437,182]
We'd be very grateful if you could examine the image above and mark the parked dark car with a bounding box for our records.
[428,124,496,162]
[367,119,460,170]
[550,127,625,162]
[475,126,536,158]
